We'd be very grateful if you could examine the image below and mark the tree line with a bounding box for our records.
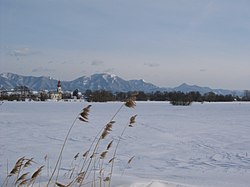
[1,87,250,103]
[84,90,244,103]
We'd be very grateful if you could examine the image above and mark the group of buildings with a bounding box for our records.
[0,80,82,101]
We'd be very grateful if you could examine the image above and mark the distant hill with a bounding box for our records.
[172,83,243,96]
[0,73,158,93]
[0,72,244,96]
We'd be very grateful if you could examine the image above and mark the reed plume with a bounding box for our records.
[17,179,29,187]
[9,156,25,176]
[128,156,135,164]
[31,165,44,181]
[47,105,91,186]
[15,172,29,184]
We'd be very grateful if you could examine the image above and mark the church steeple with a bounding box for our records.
[50,80,62,100]
[57,80,62,94]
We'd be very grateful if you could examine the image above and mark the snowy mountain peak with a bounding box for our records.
[140,79,147,83]
[91,73,117,80]
[101,73,118,81]
[179,83,189,87]
[0,72,16,79]
[0,72,244,96]
[104,73,117,78]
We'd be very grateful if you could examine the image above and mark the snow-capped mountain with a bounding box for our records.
[0,72,243,95]
[172,83,243,96]
[0,73,58,91]
[0,73,159,93]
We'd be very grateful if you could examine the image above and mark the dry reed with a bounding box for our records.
[17,179,29,186]
[47,105,91,186]
[15,172,29,184]
[2,95,138,187]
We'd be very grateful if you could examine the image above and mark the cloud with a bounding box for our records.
[200,68,207,72]
[32,67,55,73]
[61,61,68,65]
[9,47,35,57]
[91,60,104,66]
[144,63,159,67]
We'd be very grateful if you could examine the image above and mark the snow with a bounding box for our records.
[0,73,13,79]
[0,101,250,187]
[102,73,118,82]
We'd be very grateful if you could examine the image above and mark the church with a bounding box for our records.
[50,80,62,100]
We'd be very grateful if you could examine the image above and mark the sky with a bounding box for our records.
[0,0,250,90]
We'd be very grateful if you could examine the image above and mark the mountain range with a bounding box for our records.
[0,72,243,96]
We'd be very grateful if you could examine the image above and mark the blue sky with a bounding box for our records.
[1,0,250,90]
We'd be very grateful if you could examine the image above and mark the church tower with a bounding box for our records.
[50,80,62,100]
[57,80,62,94]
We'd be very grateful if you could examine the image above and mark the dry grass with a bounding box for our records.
[1,95,138,187]
[1,156,44,187]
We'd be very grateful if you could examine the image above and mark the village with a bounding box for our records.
[1,78,250,103]
[0,80,84,101]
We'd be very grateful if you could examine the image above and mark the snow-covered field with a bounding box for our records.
[0,101,250,187]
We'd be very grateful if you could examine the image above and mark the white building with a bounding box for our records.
[50,80,62,100]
